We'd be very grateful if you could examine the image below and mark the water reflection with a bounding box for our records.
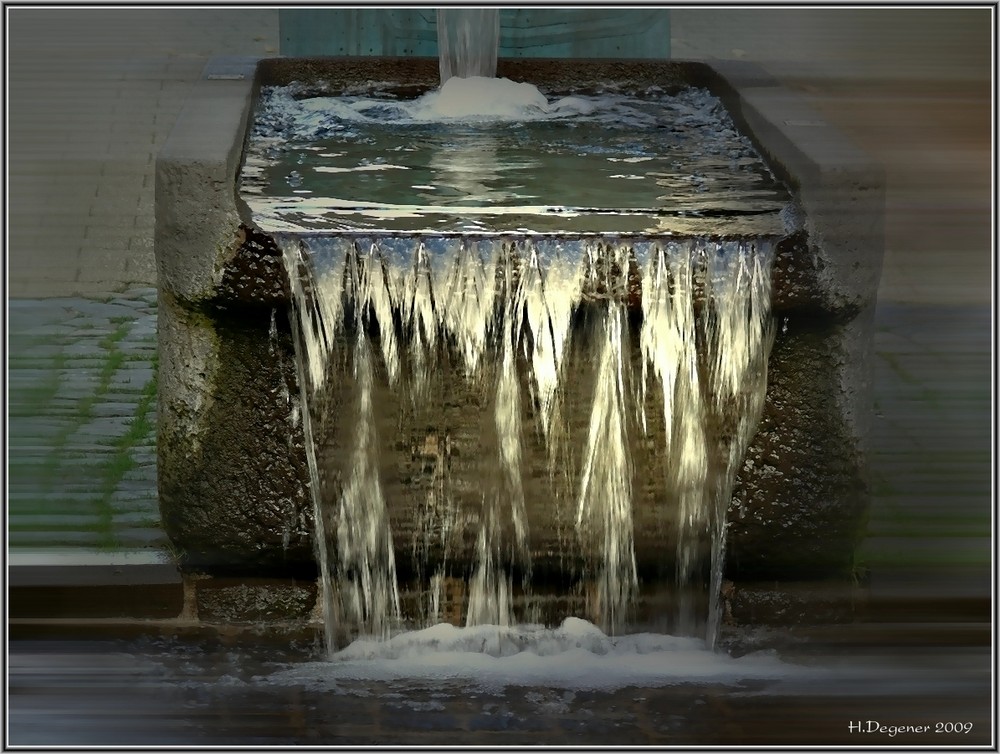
[240,86,792,235]
[8,635,992,746]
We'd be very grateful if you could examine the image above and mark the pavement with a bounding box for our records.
[8,290,160,550]
[7,8,281,296]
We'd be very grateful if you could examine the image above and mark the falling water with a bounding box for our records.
[283,234,776,646]
[437,8,500,84]
[576,302,638,630]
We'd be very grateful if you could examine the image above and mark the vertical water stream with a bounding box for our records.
[436,8,501,83]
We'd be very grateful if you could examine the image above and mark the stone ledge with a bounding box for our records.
[155,56,260,303]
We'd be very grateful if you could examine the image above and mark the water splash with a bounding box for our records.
[283,233,775,646]
[268,616,806,692]
[284,237,402,648]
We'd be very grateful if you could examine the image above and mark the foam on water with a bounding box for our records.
[267,617,804,692]
[412,76,601,121]
[248,80,674,133]
[418,76,548,120]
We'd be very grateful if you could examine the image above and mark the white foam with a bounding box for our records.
[268,618,805,692]
[414,76,549,120]
[408,77,609,122]
[255,78,620,134]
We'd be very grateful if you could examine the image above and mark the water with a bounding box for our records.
[437,8,500,84]
[282,617,801,691]
[282,234,776,648]
[245,62,785,653]
[16,633,991,746]
[241,84,790,235]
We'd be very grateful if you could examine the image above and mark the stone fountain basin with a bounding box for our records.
[154,56,883,586]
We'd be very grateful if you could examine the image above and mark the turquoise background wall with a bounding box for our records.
[279,9,670,59]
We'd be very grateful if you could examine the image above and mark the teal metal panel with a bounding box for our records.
[280,9,670,59]
[500,9,670,58]
[279,9,439,57]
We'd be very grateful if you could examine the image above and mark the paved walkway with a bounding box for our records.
[8,289,160,551]
[7,8,279,296]
[6,8,992,574]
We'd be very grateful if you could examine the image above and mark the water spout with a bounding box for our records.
[437,8,500,84]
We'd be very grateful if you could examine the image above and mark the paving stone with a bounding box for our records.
[118,359,156,370]
[109,369,155,389]
[91,401,141,418]
[8,366,63,379]
[48,396,91,412]
[111,479,157,495]
[8,531,107,547]
[32,480,109,494]
[111,511,161,526]
[11,325,77,340]
[9,419,77,436]
[53,391,103,408]
[79,414,135,433]
[8,492,103,504]
[54,379,103,395]
[119,334,157,347]
[62,341,109,358]
[107,296,153,309]
[8,447,70,461]
[10,515,106,528]
[119,347,157,361]
[133,460,158,472]
[121,463,157,480]
[123,285,157,300]
[7,357,66,370]
[118,322,156,351]
[56,453,122,466]
[116,528,169,546]
[112,496,159,513]
[9,342,67,357]
[65,430,129,449]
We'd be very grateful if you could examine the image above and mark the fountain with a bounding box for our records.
[154,13,883,650]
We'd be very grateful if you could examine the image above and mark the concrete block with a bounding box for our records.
[155,57,260,303]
